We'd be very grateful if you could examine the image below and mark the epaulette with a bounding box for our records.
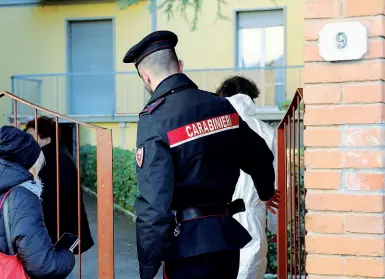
[139,97,165,117]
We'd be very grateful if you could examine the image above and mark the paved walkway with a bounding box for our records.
[71,193,163,278]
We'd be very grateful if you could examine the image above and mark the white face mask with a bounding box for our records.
[28,151,46,178]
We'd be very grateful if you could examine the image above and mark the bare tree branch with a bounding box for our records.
[118,0,230,31]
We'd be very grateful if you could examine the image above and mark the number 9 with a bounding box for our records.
[336,32,347,49]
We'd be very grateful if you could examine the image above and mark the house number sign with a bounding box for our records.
[319,21,367,62]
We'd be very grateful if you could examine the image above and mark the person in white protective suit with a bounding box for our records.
[217,76,278,279]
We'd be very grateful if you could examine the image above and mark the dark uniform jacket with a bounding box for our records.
[135,73,275,279]
[39,143,94,254]
[0,158,75,279]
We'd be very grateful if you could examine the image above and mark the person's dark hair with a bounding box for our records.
[216,76,260,100]
[138,48,179,76]
[26,116,61,142]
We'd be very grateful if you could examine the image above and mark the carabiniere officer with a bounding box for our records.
[123,30,279,279]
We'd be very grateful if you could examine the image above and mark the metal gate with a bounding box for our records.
[0,91,114,279]
[1,88,305,278]
[277,88,306,279]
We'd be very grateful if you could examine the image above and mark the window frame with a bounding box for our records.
[234,7,287,69]
[234,7,287,107]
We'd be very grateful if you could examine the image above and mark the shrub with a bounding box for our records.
[80,144,139,213]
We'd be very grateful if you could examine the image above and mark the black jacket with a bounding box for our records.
[0,158,75,279]
[135,74,275,279]
[39,143,94,254]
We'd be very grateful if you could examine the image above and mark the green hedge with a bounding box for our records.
[80,144,139,213]
[80,145,305,275]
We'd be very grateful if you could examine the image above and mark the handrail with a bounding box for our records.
[0,90,114,278]
[277,88,303,129]
[0,91,105,129]
[11,65,305,79]
[276,88,305,279]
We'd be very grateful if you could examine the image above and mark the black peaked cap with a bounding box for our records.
[123,30,178,67]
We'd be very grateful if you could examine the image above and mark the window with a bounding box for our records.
[236,9,285,106]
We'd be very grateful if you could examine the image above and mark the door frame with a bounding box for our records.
[65,17,116,115]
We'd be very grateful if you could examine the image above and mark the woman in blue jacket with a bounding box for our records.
[0,126,75,279]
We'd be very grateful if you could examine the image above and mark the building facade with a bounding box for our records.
[0,0,304,150]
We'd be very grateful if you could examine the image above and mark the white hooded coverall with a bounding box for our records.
[227,94,277,279]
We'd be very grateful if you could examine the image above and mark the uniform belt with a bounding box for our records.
[176,199,245,223]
